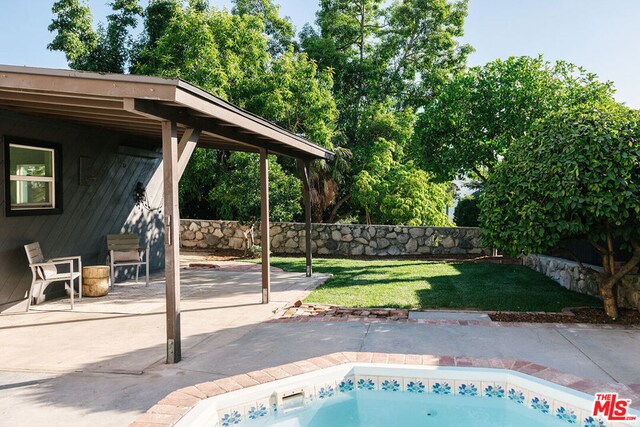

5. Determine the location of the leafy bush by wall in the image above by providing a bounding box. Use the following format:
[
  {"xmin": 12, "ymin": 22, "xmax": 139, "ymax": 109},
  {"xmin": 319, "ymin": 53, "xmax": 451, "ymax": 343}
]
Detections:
[{"xmin": 454, "ymin": 196, "xmax": 480, "ymax": 227}]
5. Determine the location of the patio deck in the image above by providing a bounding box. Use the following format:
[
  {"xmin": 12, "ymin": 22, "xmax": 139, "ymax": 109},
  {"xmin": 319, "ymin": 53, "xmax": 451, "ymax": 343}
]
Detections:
[{"xmin": 0, "ymin": 264, "xmax": 330, "ymax": 374}]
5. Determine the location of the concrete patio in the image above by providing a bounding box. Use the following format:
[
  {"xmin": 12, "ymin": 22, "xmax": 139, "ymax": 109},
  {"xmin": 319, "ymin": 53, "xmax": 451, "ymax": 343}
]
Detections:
[
  {"xmin": 0, "ymin": 261, "xmax": 329, "ymax": 374},
  {"xmin": 0, "ymin": 262, "xmax": 639, "ymax": 426}
]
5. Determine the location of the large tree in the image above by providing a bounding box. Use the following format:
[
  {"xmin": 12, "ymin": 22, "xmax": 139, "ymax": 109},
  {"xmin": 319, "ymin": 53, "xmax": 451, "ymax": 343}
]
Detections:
[
  {"xmin": 301, "ymin": 0, "xmax": 470, "ymax": 133},
  {"xmin": 480, "ymin": 101, "xmax": 640, "ymax": 319},
  {"xmin": 49, "ymin": 0, "xmax": 143, "ymax": 72},
  {"xmin": 299, "ymin": 0, "xmax": 470, "ymax": 223},
  {"xmin": 413, "ymin": 56, "xmax": 615, "ymax": 183}
]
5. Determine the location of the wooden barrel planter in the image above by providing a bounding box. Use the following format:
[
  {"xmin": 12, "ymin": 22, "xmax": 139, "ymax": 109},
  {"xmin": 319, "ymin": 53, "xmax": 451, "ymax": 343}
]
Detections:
[{"xmin": 83, "ymin": 265, "xmax": 110, "ymax": 297}]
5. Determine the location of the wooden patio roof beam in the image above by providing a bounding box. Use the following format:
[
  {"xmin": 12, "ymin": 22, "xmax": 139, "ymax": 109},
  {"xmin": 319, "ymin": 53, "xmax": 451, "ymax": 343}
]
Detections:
[
  {"xmin": 125, "ymin": 99, "xmax": 308, "ymax": 160},
  {"xmin": 175, "ymin": 88, "xmax": 332, "ymax": 160},
  {"xmin": 0, "ymin": 89, "xmax": 123, "ymax": 109},
  {"xmin": 0, "ymin": 102, "xmax": 149, "ymax": 121}
]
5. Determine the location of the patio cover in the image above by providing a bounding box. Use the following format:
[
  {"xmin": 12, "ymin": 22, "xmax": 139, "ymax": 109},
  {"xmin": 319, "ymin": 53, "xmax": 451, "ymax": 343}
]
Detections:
[
  {"xmin": 0, "ymin": 64, "xmax": 332, "ymax": 362},
  {"xmin": 0, "ymin": 65, "xmax": 333, "ymax": 160}
]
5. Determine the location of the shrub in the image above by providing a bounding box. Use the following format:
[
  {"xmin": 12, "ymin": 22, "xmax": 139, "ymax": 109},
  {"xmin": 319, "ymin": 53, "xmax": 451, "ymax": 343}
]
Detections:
[
  {"xmin": 480, "ymin": 102, "xmax": 640, "ymax": 319},
  {"xmin": 454, "ymin": 196, "xmax": 480, "ymax": 227}
]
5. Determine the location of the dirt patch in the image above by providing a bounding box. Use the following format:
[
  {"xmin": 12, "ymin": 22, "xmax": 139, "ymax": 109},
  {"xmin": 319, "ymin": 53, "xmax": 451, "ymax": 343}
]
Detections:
[
  {"xmin": 281, "ymin": 303, "xmax": 409, "ymax": 320},
  {"xmin": 183, "ymin": 249, "xmax": 257, "ymax": 261},
  {"xmin": 490, "ymin": 307, "xmax": 640, "ymax": 325},
  {"xmin": 284, "ymin": 303, "xmax": 640, "ymax": 326},
  {"xmin": 204, "ymin": 249, "xmax": 256, "ymax": 260}
]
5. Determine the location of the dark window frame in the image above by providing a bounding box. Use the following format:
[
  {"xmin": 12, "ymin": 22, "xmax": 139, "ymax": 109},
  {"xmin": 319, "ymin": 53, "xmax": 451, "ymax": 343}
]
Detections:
[{"xmin": 4, "ymin": 136, "xmax": 63, "ymax": 217}]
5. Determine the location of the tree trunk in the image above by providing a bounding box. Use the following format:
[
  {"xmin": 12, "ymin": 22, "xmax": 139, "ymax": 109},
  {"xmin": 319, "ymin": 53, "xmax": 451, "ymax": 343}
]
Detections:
[
  {"xmin": 598, "ymin": 276, "xmax": 619, "ymax": 320},
  {"xmin": 592, "ymin": 237, "xmax": 640, "ymax": 320},
  {"xmin": 328, "ymin": 195, "xmax": 350, "ymax": 223},
  {"xmin": 313, "ymin": 202, "xmax": 323, "ymax": 223}
]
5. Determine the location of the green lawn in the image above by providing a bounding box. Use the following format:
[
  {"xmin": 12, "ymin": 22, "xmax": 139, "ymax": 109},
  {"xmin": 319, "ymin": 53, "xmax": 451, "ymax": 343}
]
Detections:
[{"xmin": 260, "ymin": 257, "xmax": 601, "ymax": 312}]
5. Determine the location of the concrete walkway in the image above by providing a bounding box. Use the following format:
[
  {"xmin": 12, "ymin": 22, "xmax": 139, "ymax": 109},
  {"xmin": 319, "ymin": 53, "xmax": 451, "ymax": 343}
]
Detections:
[{"xmin": 1, "ymin": 267, "xmax": 639, "ymax": 426}]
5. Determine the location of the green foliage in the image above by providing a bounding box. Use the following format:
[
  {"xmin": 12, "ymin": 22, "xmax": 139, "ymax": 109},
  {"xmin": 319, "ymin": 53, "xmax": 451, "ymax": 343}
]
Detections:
[
  {"xmin": 352, "ymin": 138, "xmax": 452, "ymax": 226},
  {"xmin": 241, "ymin": 49, "xmax": 338, "ymax": 147},
  {"xmin": 454, "ymin": 195, "xmax": 480, "ymax": 227},
  {"xmin": 48, "ymin": 0, "xmax": 467, "ymax": 225},
  {"xmin": 381, "ymin": 0, "xmax": 473, "ymax": 102},
  {"xmin": 102, "ymin": 0, "xmax": 144, "ymax": 72},
  {"xmin": 348, "ymin": 101, "xmax": 451, "ymax": 226},
  {"xmin": 232, "ymin": 0, "xmax": 295, "ymax": 55},
  {"xmin": 208, "ymin": 152, "xmax": 302, "ymax": 222},
  {"xmin": 130, "ymin": 0, "xmax": 181, "ymax": 63},
  {"xmin": 480, "ymin": 102, "xmax": 640, "ymax": 257},
  {"xmin": 302, "ymin": 0, "xmax": 471, "ymax": 118},
  {"xmin": 353, "ymin": 102, "xmax": 415, "ymax": 160},
  {"xmin": 413, "ymin": 56, "xmax": 615, "ymax": 182},
  {"xmin": 178, "ymin": 148, "xmax": 224, "ymax": 219},
  {"xmin": 48, "ymin": 0, "xmax": 100, "ymax": 69},
  {"xmin": 299, "ymin": 0, "xmax": 469, "ymax": 222},
  {"xmin": 133, "ymin": 4, "xmax": 269, "ymax": 100},
  {"xmin": 49, "ymin": 0, "xmax": 142, "ymax": 72}
]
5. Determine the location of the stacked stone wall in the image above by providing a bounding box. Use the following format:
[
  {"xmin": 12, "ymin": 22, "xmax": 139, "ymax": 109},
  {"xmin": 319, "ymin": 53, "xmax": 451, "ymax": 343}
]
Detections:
[
  {"xmin": 524, "ymin": 254, "xmax": 640, "ymax": 311},
  {"xmin": 180, "ymin": 219, "xmax": 492, "ymax": 257}
]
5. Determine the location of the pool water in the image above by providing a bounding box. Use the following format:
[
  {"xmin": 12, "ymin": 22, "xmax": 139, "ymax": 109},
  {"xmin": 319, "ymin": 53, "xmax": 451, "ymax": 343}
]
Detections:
[{"xmin": 244, "ymin": 391, "xmax": 569, "ymax": 426}]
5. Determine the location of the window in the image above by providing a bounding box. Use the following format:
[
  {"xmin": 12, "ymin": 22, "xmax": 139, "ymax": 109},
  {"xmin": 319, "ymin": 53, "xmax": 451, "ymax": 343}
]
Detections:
[{"xmin": 4, "ymin": 138, "xmax": 62, "ymax": 216}]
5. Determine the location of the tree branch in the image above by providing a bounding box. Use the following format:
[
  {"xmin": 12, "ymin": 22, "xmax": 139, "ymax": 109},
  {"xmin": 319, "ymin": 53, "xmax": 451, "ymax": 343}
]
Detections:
[
  {"xmin": 607, "ymin": 245, "xmax": 640, "ymax": 286},
  {"xmin": 471, "ymin": 166, "xmax": 487, "ymax": 182},
  {"xmin": 588, "ymin": 239, "xmax": 607, "ymax": 255}
]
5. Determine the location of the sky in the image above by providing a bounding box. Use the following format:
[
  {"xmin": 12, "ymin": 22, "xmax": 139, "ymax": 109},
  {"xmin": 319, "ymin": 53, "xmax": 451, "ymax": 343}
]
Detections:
[{"xmin": 0, "ymin": 0, "xmax": 638, "ymax": 108}]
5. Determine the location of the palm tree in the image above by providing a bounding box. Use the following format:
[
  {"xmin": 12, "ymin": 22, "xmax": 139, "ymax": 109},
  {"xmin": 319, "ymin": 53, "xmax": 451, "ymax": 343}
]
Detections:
[{"xmin": 308, "ymin": 146, "xmax": 351, "ymax": 223}]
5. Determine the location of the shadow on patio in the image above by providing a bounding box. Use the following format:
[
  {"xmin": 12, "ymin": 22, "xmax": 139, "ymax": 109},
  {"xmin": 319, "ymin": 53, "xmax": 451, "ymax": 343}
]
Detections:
[
  {"xmin": 0, "ymin": 319, "xmax": 363, "ymax": 427},
  {"xmin": 0, "ymin": 267, "xmax": 330, "ymax": 374}
]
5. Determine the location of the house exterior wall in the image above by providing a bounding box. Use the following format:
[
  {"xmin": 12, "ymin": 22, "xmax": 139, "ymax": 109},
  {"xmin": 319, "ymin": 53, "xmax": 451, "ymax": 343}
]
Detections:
[{"xmin": 0, "ymin": 109, "xmax": 165, "ymax": 313}]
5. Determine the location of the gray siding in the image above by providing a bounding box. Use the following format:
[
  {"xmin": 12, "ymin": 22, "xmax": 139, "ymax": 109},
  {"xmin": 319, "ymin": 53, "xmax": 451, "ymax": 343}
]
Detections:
[{"xmin": 0, "ymin": 109, "xmax": 165, "ymax": 312}]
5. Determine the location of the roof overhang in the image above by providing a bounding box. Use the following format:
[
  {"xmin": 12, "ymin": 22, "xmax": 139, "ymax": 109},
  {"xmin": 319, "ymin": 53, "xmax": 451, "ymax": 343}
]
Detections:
[{"xmin": 0, "ymin": 65, "xmax": 334, "ymax": 161}]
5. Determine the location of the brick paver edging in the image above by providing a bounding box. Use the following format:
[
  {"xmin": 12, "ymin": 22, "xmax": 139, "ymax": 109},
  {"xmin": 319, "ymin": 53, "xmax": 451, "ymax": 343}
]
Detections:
[
  {"xmin": 268, "ymin": 316, "xmax": 640, "ymax": 330},
  {"xmin": 130, "ymin": 352, "xmax": 640, "ymax": 426}
]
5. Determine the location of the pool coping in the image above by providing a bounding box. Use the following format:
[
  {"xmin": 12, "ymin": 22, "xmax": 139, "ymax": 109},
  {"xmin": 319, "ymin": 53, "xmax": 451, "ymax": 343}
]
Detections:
[{"xmin": 130, "ymin": 352, "xmax": 640, "ymax": 426}]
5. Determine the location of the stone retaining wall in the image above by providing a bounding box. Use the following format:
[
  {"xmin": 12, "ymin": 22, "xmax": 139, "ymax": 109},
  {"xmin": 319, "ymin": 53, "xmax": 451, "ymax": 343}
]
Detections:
[
  {"xmin": 524, "ymin": 254, "xmax": 640, "ymax": 311},
  {"xmin": 180, "ymin": 219, "xmax": 491, "ymax": 257}
]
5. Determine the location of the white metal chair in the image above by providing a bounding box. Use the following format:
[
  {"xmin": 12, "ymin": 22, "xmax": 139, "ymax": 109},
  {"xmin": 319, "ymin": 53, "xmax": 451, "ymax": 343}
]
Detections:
[
  {"xmin": 107, "ymin": 234, "xmax": 150, "ymax": 286},
  {"xmin": 24, "ymin": 242, "xmax": 82, "ymax": 311}
]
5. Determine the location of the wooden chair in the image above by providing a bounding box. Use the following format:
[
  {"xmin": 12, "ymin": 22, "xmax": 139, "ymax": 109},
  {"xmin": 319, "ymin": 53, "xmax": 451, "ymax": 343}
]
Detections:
[
  {"xmin": 107, "ymin": 234, "xmax": 150, "ymax": 286},
  {"xmin": 24, "ymin": 242, "xmax": 82, "ymax": 311}
]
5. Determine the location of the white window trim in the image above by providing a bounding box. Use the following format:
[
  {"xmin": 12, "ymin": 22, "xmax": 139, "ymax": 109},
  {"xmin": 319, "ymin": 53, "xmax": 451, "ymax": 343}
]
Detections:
[{"xmin": 8, "ymin": 143, "xmax": 56, "ymax": 210}]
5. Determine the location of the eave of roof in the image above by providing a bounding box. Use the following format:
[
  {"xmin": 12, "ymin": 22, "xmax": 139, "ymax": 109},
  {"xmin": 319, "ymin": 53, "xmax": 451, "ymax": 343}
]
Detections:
[{"xmin": 0, "ymin": 64, "xmax": 334, "ymax": 161}]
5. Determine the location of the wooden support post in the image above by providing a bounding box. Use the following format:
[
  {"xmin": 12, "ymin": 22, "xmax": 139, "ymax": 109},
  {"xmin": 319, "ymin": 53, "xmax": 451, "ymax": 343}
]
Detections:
[
  {"xmin": 297, "ymin": 159, "xmax": 313, "ymax": 277},
  {"xmin": 177, "ymin": 128, "xmax": 200, "ymax": 180},
  {"xmin": 260, "ymin": 149, "xmax": 270, "ymax": 304},
  {"xmin": 162, "ymin": 120, "xmax": 181, "ymax": 364}
]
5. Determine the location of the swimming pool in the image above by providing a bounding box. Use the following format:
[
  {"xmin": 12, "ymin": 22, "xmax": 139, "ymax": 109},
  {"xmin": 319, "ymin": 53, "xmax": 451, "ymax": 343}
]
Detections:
[
  {"xmin": 229, "ymin": 390, "xmax": 572, "ymax": 426},
  {"xmin": 171, "ymin": 358, "xmax": 639, "ymax": 427}
]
